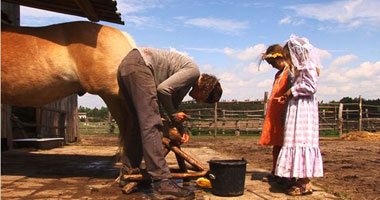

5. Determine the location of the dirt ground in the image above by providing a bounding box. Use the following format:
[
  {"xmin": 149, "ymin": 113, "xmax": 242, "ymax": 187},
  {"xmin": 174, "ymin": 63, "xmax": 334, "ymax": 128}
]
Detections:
[
  {"xmin": 184, "ymin": 132, "xmax": 380, "ymax": 200},
  {"xmin": 2, "ymin": 132, "xmax": 380, "ymax": 200}
]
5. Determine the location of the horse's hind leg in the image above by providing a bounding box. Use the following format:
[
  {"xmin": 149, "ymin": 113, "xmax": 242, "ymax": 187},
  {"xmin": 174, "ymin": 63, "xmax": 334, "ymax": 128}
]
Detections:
[
  {"xmin": 101, "ymin": 96, "xmax": 130, "ymax": 150},
  {"xmin": 101, "ymin": 96, "xmax": 143, "ymax": 182}
]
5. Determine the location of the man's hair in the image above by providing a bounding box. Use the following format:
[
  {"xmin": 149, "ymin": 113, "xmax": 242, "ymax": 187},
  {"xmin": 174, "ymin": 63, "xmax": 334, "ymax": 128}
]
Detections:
[{"xmin": 199, "ymin": 73, "xmax": 222, "ymax": 103}]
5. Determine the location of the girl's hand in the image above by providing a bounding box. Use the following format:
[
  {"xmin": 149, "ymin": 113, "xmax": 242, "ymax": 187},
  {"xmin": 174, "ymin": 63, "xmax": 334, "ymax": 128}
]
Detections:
[{"xmin": 277, "ymin": 89, "xmax": 293, "ymax": 104}]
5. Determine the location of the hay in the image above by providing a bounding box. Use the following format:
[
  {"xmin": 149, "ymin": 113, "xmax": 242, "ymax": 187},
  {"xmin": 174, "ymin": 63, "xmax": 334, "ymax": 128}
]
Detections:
[{"xmin": 341, "ymin": 131, "xmax": 380, "ymax": 141}]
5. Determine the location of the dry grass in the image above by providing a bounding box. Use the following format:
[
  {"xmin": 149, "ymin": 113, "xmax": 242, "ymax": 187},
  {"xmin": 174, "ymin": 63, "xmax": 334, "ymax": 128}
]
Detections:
[{"xmin": 341, "ymin": 131, "xmax": 380, "ymax": 141}]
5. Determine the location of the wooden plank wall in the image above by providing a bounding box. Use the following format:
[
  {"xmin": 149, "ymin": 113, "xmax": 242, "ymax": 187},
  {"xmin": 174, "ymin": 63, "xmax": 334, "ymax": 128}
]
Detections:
[
  {"xmin": 1, "ymin": 2, "xmax": 20, "ymax": 150},
  {"xmin": 41, "ymin": 94, "xmax": 79, "ymax": 143}
]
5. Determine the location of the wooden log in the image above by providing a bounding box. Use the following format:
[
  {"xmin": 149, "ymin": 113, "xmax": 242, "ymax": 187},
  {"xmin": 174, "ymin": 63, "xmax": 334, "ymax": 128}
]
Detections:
[
  {"xmin": 162, "ymin": 138, "xmax": 205, "ymax": 171},
  {"xmin": 338, "ymin": 103, "xmax": 343, "ymax": 136},
  {"xmin": 162, "ymin": 147, "xmax": 170, "ymax": 157},
  {"xmin": 123, "ymin": 171, "xmax": 208, "ymax": 181},
  {"xmin": 359, "ymin": 95, "xmax": 362, "ymax": 131},
  {"xmin": 214, "ymin": 102, "xmax": 218, "ymax": 137}
]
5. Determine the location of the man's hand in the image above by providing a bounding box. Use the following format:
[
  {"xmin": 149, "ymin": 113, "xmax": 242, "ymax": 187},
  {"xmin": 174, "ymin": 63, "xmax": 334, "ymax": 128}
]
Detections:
[
  {"xmin": 181, "ymin": 132, "xmax": 190, "ymax": 143},
  {"xmin": 174, "ymin": 112, "xmax": 190, "ymax": 123}
]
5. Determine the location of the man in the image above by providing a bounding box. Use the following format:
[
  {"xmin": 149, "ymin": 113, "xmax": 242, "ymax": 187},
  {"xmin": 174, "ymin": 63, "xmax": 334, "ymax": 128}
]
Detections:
[{"xmin": 117, "ymin": 47, "xmax": 222, "ymax": 200}]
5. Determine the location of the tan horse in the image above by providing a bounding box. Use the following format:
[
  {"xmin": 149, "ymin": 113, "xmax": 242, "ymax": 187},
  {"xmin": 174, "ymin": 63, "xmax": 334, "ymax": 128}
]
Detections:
[{"xmin": 1, "ymin": 21, "xmax": 136, "ymax": 145}]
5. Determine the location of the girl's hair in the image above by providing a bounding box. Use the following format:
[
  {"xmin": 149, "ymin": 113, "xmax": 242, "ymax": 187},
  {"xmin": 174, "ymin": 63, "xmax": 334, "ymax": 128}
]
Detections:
[
  {"xmin": 282, "ymin": 43, "xmax": 292, "ymax": 66},
  {"xmin": 264, "ymin": 44, "xmax": 285, "ymax": 67}
]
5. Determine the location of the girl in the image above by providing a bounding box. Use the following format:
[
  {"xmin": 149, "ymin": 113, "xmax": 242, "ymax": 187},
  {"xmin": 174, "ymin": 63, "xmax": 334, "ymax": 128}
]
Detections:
[
  {"xmin": 275, "ymin": 35, "xmax": 323, "ymax": 195},
  {"xmin": 259, "ymin": 44, "xmax": 292, "ymax": 183}
]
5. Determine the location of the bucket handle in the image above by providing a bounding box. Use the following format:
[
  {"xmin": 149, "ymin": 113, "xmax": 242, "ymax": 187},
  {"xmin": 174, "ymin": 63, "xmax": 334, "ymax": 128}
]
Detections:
[{"xmin": 208, "ymin": 173, "xmax": 216, "ymax": 180}]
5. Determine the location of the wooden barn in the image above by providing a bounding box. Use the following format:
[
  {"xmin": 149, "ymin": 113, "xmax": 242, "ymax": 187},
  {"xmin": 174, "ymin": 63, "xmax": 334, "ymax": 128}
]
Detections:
[{"xmin": 1, "ymin": 0, "xmax": 124, "ymax": 150}]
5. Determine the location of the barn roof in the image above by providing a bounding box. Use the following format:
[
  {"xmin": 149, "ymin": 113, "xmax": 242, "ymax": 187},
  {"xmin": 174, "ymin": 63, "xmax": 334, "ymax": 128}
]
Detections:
[{"xmin": 2, "ymin": 0, "xmax": 124, "ymax": 25}]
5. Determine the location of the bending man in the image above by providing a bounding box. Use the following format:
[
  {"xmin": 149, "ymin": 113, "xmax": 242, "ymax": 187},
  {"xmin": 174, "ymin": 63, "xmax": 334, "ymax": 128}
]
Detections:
[{"xmin": 117, "ymin": 47, "xmax": 222, "ymax": 200}]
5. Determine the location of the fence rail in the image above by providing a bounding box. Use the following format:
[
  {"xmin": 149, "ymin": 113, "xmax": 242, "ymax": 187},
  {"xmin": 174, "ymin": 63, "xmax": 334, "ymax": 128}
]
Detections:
[
  {"xmin": 78, "ymin": 96, "xmax": 380, "ymax": 136},
  {"xmin": 184, "ymin": 96, "xmax": 380, "ymax": 136}
]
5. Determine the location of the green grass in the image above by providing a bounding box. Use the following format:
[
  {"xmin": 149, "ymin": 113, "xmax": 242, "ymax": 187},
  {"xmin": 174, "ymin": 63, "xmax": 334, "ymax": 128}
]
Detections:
[
  {"xmin": 79, "ymin": 122, "xmax": 119, "ymax": 135},
  {"xmin": 79, "ymin": 122, "xmax": 342, "ymax": 139}
]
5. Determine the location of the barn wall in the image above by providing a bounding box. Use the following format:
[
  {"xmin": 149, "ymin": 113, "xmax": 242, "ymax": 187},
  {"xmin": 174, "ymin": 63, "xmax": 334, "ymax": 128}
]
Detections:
[
  {"xmin": 41, "ymin": 94, "xmax": 79, "ymax": 143},
  {"xmin": 1, "ymin": 2, "xmax": 20, "ymax": 25},
  {"xmin": 2, "ymin": 2, "xmax": 79, "ymax": 146},
  {"xmin": 1, "ymin": 2, "xmax": 20, "ymax": 150}
]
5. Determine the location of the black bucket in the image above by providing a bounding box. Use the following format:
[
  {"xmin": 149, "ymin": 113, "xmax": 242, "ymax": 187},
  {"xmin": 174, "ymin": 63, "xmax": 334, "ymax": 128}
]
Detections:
[{"xmin": 208, "ymin": 158, "xmax": 247, "ymax": 196}]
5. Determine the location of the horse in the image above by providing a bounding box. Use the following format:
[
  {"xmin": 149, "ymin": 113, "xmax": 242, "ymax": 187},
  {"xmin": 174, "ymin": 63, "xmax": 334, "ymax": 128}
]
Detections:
[{"xmin": 1, "ymin": 21, "xmax": 136, "ymax": 150}]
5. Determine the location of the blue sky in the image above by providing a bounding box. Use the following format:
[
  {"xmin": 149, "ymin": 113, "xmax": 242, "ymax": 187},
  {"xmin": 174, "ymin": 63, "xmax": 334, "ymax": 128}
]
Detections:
[{"xmin": 19, "ymin": 0, "xmax": 380, "ymax": 108}]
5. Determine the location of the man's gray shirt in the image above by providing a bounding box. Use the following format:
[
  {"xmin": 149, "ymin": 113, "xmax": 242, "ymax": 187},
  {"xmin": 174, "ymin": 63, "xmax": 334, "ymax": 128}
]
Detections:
[{"xmin": 136, "ymin": 47, "xmax": 200, "ymax": 132}]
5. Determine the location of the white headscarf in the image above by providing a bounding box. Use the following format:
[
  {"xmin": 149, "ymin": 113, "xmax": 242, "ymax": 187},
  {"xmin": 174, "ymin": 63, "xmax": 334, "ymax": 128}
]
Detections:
[{"xmin": 285, "ymin": 34, "xmax": 322, "ymax": 71}]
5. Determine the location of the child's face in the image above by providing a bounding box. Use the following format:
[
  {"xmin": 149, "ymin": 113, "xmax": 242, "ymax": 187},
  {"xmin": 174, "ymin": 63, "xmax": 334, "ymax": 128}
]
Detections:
[{"xmin": 268, "ymin": 59, "xmax": 286, "ymax": 71}]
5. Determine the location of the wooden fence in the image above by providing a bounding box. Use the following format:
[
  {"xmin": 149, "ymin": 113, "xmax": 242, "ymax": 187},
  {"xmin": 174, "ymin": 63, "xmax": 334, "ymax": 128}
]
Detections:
[{"xmin": 184, "ymin": 97, "xmax": 380, "ymax": 136}]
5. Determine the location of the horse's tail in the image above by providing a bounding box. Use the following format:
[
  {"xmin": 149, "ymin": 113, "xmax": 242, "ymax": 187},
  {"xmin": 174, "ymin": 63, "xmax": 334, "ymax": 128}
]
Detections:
[{"xmin": 121, "ymin": 31, "xmax": 137, "ymax": 48}]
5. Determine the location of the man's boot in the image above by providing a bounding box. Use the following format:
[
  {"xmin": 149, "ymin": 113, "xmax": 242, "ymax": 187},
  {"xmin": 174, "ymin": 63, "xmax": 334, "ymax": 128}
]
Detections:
[{"xmin": 152, "ymin": 179, "xmax": 194, "ymax": 200}]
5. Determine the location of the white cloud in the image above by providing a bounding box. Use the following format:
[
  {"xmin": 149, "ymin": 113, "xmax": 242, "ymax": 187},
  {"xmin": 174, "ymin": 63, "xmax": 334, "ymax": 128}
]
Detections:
[
  {"xmin": 345, "ymin": 61, "xmax": 380, "ymax": 78},
  {"xmin": 169, "ymin": 47, "xmax": 193, "ymax": 60},
  {"xmin": 185, "ymin": 47, "xmax": 224, "ymax": 53},
  {"xmin": 257, "ymin": 79, "xmax": 273, "ymax": 88},
  {"xmin": 319, "ymin": 60, "xmax": 380, "ymax": 101},
  {"xmin": 123, "ymin": 15, "xmax": 152, "ymax": 26},
  {"xmin": 315, "ymin": 48, "xmax": 332, "ymax": 60},
  {"xmin": 324, "ymin": 72, "xmax": 349, "ymax": 83},
  {"xmin": 244, "ymin": 62, "xmax": 273, "ymax": 74},
  {"xmin": 330, "ymin": 54, "xmax": 358, "ymax": 68},
  {"xmin": 318, "ymin": 86, "xmax": 338, "ymax": 95},
  {"xmin": 286, "ymin": 0, "xmax": 380, "ymax": 29},
  {"xmin": 20, "ymin": 6, "xmax": 83, "ymax": 26},
  {"xmin": 223, "ymin": 44, "xmax": 266, "ymax": 61},
  {"xmin": 199, "ymin": 64, "xmax": 215, "ymax": 73},
  {"xmin": 183, "ymin": 17, "xmax": 249, "ymax": 35},
  {"xmin": 279, "ymin": 16, "xmax": 305, "ymax": 26},
  {"xmin": 78, "ymin": 94, "xmax": 106, "ymax": 109},
  {"xmin": 117, "ymin": 0, "xmax": 166, "ymax": 14},
  {"xmin": 279, "ymin": 17, "xmax": 291, "ymax": 24}
]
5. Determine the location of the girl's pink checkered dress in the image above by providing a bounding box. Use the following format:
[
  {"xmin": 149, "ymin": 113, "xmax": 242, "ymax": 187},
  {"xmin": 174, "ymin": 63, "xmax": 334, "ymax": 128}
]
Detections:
[{"xmin": 275, "ymin": 65, "xmax": 323, "ymax": 178}]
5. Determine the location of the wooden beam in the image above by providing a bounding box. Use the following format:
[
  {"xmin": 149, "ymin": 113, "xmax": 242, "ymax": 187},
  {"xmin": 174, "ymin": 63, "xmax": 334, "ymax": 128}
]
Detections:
[
  {"xmin": 74, "ymin": 0, "xmax": 99, "ymax": 22},
  {"xmin": 123, "ymin": 171, "xmax": 208, "ymax": 181}
]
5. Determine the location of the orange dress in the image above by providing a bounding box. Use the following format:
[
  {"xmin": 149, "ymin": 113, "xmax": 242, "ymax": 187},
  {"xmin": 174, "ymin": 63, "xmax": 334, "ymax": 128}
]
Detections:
[{"xmin": 259, "ymin": 67, "xmax": 291, "ymax": 146}]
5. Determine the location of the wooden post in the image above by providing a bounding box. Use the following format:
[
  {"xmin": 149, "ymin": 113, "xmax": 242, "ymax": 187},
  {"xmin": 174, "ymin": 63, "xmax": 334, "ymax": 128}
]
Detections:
[
  {"xmin": 36, "ymin": 108, "xmax": 43, "ymax": 138},
  {"xmin": 214, "ymin": 103, "xmax": 218, "ymax": 137},
  {"xmin": 6, "ymin": 106, "xmax": 13, "ymax": 150},
  {"xmin": 58, "ymin": 113, "xmax": 66, "ymax": 144},
  {"xmin": 338, "ymin": 103, "xmax": 343, "ymax": 136},
  {"xmin": 245, "ymin": 120, "xmax": 249, "ymax": 134},
  {"xmin": 235, "ymin": 120, "xmax": 240, "ymax": 136},
  {"xmin": 263, "ymin": 91, "xmax": 268, "ymax": 117},
  {"xmin": 222, "ymin": 110, "xmax": 226, "ymax": 134},
  {"xmin": 359, "ymin": 95, "xmax": 362, "ymax": 131},
  {"xmin": 198, "ymin": 110, "xmax": 201, "ymax": 135},
  {"xmin": 365, "ymin": 108, "xmax": 369, "ymax": 131},
  {"xmin": 208, "ymin": 122, "xmax": 213, "ymax": 135}
]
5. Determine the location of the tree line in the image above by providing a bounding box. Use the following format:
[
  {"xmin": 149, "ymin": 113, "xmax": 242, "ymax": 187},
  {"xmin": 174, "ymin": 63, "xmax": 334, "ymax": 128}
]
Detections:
[
  {"xmin": 78, "ymin": 97, "xmax": 380, "ymax": 122},
  {"xmin": 78, "ymin": 106, "xmax": 109, "ymax": 122}
]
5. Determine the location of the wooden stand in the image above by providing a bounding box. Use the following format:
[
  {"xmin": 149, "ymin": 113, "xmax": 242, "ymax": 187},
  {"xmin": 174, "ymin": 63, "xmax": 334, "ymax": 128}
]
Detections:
[
  {"xmin": 122, "ymin": 137, "xmax": 207, "ymax": 181},
  {"xmin": 118, "ymin": 120, "xmax": 208, "ymax": 194}
]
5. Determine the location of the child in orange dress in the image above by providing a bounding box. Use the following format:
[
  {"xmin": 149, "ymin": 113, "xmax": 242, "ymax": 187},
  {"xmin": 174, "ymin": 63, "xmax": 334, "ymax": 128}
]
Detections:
[{"xmin": 259, "ymin": 44, "xmax": 292, "ymax": 182}]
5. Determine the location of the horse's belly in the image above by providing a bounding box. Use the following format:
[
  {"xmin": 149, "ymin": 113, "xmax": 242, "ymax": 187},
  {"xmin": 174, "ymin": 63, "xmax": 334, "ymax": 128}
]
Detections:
[
  {"xmin": 2, "ymin": 78, "xmax": 81, "ymax": 106},
  {"xmin": 1, "ymin": 57, "xmax": 80, "ymax": 106}
]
